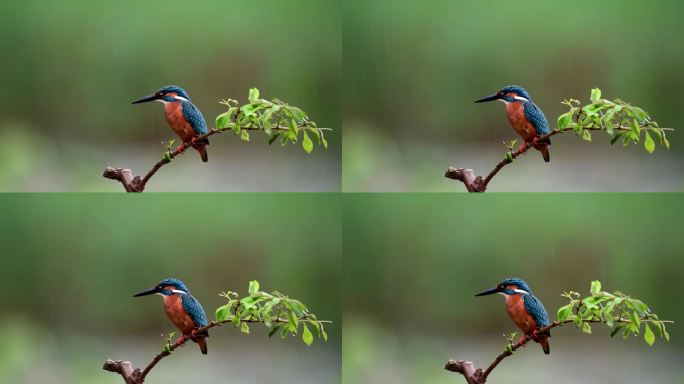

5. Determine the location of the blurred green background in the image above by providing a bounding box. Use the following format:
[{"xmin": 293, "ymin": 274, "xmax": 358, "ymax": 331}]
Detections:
[
  {"xmin": 343, "ymin": 194, "xmax": 683, "ymax": 383},
  {"xmin": 0, "ymin": 0, "xmax": 340, "ymax": 191},
  {"xmin": 343, "ymin": 0, "xmax": 684, "ymax": 191},
  {"xmin": 0, "ymin": 194, "xmax": 341, "ymax": 383}
]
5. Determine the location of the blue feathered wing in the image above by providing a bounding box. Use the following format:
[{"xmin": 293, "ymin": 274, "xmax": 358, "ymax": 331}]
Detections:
[
  {"xmin": 181, "ymin": 293, "xmax": 209, "ymax": 336},
  {"xmin": 523, "ymin": 101, "xmax": 550, "ymax": 137},
  {"xmin": 523, "ymin": 294, "xmax": 550, "ymax": 335},
  {"xmin": 180, "ymin": 100, "xmax": 209, "ymax": 139}
]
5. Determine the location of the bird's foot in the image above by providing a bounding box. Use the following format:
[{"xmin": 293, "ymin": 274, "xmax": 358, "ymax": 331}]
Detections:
[
  {"xmin": 517, "ymin": 335, "xmax": 527, "ymax": 346},
  {"xmin": 532, "ymin": 137, "xmax": 541, "ymax": 146},
  {"xmin": 191, "ymin": 329, "xmax": 198, "ymax": 338},
  {"xmin": 191, "ymin": 137, "xmax": 197, "ymax": 144},
  {"xmin": 176, "ymin": 144, "xmax": 185, "ymax": 153},
  {"xmin": 175, "ymin": 335, "xmax": 185, "ymax": 346},
  {"xmin": 517, "ymin": 143, "xmax": 527, "ymax": 153}
]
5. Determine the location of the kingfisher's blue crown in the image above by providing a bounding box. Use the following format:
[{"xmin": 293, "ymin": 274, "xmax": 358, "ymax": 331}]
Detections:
[
  {"xmin": 500, "ymin": 277, "xmax": 532, "ymax": 293},
  {"xmin": 158, "ymin": 85, "xmax": 191, "ymax": 100},
  {"xmin": 158, "ymin": 278, "xmax": 190, "ymax": 293},
  {"xmin": 500, "ymin": 85, "xmax": 531, "ymax": 101}
]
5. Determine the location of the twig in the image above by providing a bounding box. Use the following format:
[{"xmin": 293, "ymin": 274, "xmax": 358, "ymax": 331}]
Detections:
[
  {"xmin": 103, "ymin": 316, "xmax": 331, "ymax": 383},
  {"xmin": 103, "ymin": 124, "xmax": 316, "ymax": 192},
  {"xmin": 444, "ymin": 318, "xmax": 631, "ymax": 383},
  {"xmin": 445, "ymin": 126, "xmax": 653, "ymax": 192}
]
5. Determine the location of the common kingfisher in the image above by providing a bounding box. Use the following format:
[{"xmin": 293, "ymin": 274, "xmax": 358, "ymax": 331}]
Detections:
[
  {"xmin": 476, "ymin": 278, "xmax": 551, "ymax": 354},
  {"xmin": 134, "ymin": 278, "xmax": 209, "ymax": 354},
  {"xmin": 475, "ymin": 85, "xmax": 551, "ymax": 162},
  {"xmin": 132, "ymin": 85, "xmax": 209, "ymax": 162}
]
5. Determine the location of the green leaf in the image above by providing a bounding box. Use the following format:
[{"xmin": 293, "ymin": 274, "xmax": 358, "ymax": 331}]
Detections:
[
  {"xmin": 662, "ymin": 324, "xmax": 670, "ymax": 341},
  {"xmin": 290, "ymin": 107, "xmax": 308, "ymax": 123},
  {"xmin": 590, "ymin": 280, "xmax": 601, "ymax": 295},
  {"xmin": 629, "ymin": 118, "xmax": 641, "ymax": 136},
  {"xmin": 248, "ymin": 88, "xmax": 260, "ymax": 104},
  {"xmin": 582, "ymin": 322, "xmax": 592, "ymax": 334},
  {"xmin": 216, "ymin": 111, "xmax": 231, "ymax": 130},
  {"xmin": 590, "ymin": 88, "xmax": 601, "ymax": 103},
  {"xmin": 241, "ymin": 130, "xmax": 250, "ymax": 141},
  {"xmin": 268, "ymin": 133, "xmax": 281, "ymax": 145},
  {"xmin": 321, "ymin": 325, "xmax": 328, "ymax": 341},
  {"xmin": 240, "ymin": 322, "xmax": 250, "ymax": 334},
  {"xmin": 610, "ymin": 133, "xmax": 623, "ymax": 146},
  {"xmin": 557, "ymin": 304, "xmax": 573, "ymax": 322},
  {"xmin": 268, "ymin": 325, "xmax": 281, "ymax": 338},
  {"xmin": 248, "ymin": 280, "xmax": 260, "ymax": 295},
  {"xmin": 644, "ymin": 323, "xmax": 655, "ymax": 346},
  {"xmin": 288, "ymin": 117, "xmax": 299, "ymax": 136},
  {"xmin": 215, "ymin": 304, "xmax": 232, "ymax": 322},
  {"xmin": 302, "ymin": 130, "xmax": 314, "ymax": 154},
  {"xmin": 302, "ymin": 323, "xmax": 313, "ymax": 346},
  {"xmin": 582, "ymin": 129, "xmax": 592, "ymax": 142},
  {"xmin": 610, "ymin": 326, "xmax": 623, "ymax": 338},
  {"xmin": 557, "ymin": 110, "xmax": 574, "ymax": 130},
  {"xmin": 643, "ymin": 130, "xmax": 655, "ymax": 154},
  {"xmin": 287, "ymin": 309, "xmax": 299, "ymax": 328}
]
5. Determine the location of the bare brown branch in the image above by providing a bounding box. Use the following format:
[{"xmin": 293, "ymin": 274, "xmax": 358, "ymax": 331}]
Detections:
[
  {"xmin": 103, "ymin": 316, "xmax": 330, "ymax": 383},
  {"xmin": 445, "ymin": 126, "xmax": 636, "ymax": 192},
  {"xmin": 444, "ymin": 319, "xmax": 633, "ymax": 383},
  {"xmin": 103, "ymin": 124, "xmax": 297, "ymax": 192}
]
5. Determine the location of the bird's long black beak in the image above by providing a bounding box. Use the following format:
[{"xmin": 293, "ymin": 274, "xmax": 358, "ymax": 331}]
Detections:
[
  {"xmin": 474, "ymin": 93, "xmax": 501, "ymax": 103},
  {"xmin": 475, "ymin": 286, "xmax": 502, "ymax": 297},
  {"xmin": 131, "ymin": 93, "xmax": 159, "ymax": 104},
  {"xmin": 133, "ymin": 286, "xmax": 160, "ymax": 297}
]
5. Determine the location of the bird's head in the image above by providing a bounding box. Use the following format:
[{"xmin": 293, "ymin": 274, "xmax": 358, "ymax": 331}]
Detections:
[
  {"xmin": 475, "ymin": 277, "xmax": 532, "ymax": 297},
  {"xmin": 132, "ymin": 85, "xmax": 191, "ymax": 105},
  {"xmin": 475, "ymin": 85, "xmax": 531, "ymax": 104},
  {"xmin": 133, "ymin": 278, "xmax": 190, "ymax": 297}
]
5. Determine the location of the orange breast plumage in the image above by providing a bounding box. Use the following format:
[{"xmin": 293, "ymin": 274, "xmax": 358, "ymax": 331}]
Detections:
[
  {"xmin": 163, "ymin": 294, "xmax": 196, "ymax": 335},
  {"xmin": 164, "ymin": 101, "xmax": 196, "ymax": 142},
  {"xmin": 506, "ymin": 102, "xmax": 537, "ymax": 142},
  {"xmin": 505, "ymin": 293, "xmax": 536, "ymax": 335}
]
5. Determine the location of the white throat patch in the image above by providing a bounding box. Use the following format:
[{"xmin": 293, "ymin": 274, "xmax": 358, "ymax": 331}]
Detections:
[
  {"xmin": 513, "ymin": 289, "xmax": 530, "ymax": 295},
  {"xmin": 171, "ymin": 289, "xmax": 187, "ymax": 295},
  {"xmin": 174, "ymin": 96, "xmax": 189, "ymax": 102}
]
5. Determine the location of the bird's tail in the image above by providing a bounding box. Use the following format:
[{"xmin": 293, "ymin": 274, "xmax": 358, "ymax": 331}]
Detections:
[
  {"xmin": 538, "ymin": 336, "xmax": 550, "ymax": 355},
  {"xmin": 194, "ymin": 144, "xmax": 209, "ymax": 163},
  {"xmin": 534, "ymin": 137, "xmax": 551, "ymax": 163},
  {"xmin": 538, "ymin": 145, "xmax": 550, "ymax": 163},
  {"xmin": 195, "ymin": 336, "xmax": 208, "ymax": 355}
]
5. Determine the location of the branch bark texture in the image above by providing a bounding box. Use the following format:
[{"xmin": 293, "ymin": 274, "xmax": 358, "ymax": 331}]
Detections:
[
  {"xmin": 103, "ymin": 125, "xmax": 295, "ymax": 192},
  {"xmin": 103, "ymin": 316, "xmax": 327, "ymax": 383},
  {"xmin": 445, "ymin": 127, "xmax": 634, "ymax": 192},
  {"xmin": 444, "ymin": 319, "xmax": 630, "ymax": 383}
]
